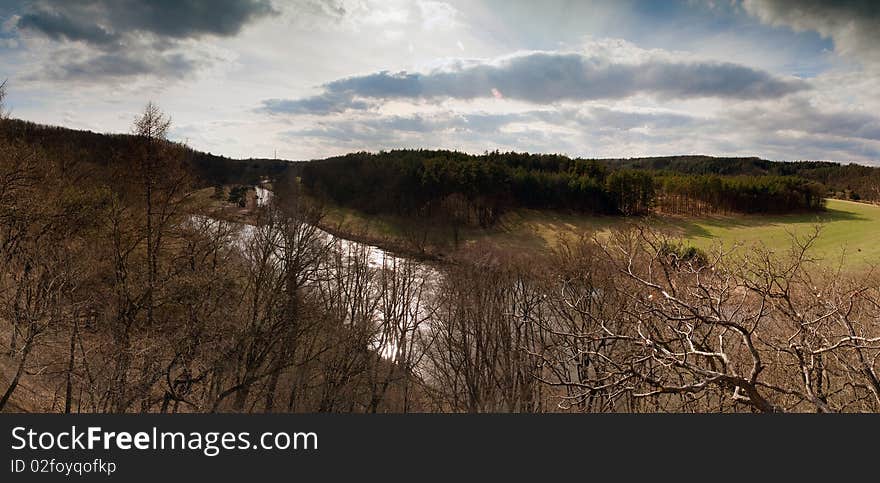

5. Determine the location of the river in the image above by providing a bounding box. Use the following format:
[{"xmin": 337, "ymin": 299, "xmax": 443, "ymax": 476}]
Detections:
[{"xmin": 197, "ymin": 185, "xmax": 439, "ymax": 361}]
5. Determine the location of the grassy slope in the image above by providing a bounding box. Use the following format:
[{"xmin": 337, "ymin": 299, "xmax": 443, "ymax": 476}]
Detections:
[
  {"xmin": 319, "ymin": 198, "xmax": 880, "ymax": 270},
  {"xmin": 668, "ymin": 199, "xmax": 880, "ymax": 270}
]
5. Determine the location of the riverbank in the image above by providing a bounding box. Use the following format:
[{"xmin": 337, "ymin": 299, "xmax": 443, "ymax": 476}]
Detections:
[
  {"xmin": 315, "ymin": 197, "xmax": 880, "ymax": 271},
  {"xmin": 197, "ymin": 184, "xmax": 880, "ymax": 272}
]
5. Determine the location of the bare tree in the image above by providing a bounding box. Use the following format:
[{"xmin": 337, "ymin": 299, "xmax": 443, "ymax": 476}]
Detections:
[
  {"xmin": 364, "ymin": 255, "xmax": 433, "ymax": 412},
  {"xmin": 132, "ymin": 102, "xmax": 175, "ymax": 328},
  {"xmin": 0, "ymin": 79, "xmax": 8, "ymax": 119},
  {"xmin": 87, "ymin": 102, "xmax": 198, "ymax": 412},
  {"xmin": 530, "ymin": 226, "xmax": 880, "ymax": 413},
  {"xmin": 424, "ymin": 247, "xmax": 545, "ymax": 412},
  {"xmin": 0, "ymin": 142, "xmax": 102, "ymax": 411},
  {"xmin": 262, "ymin": 184, "xmax": 331, "ymax": 412}
]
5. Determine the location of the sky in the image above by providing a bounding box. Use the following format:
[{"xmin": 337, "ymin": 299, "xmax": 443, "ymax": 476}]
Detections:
[{"xmin": 1, "ymin": 0, "xmax": 879, "ymax": 164}]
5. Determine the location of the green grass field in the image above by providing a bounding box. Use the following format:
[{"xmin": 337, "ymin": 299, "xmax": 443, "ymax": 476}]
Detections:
[
  {"xmin": 662, "ymin": 199, "xmax": 880, "ymax": 270},
  {"xmin": 318, "ymin": 198, "xmax": 880, "ymax": 270}
]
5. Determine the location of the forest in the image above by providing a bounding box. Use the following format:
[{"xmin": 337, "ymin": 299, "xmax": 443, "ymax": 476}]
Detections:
[
  {"xmin": 1, "ymin": 90, "xmax": 879, "ymax": 413},
  {"xmin": 617, "ymin": 155, "xmax": 880, "ymax": 202},
  {"xmin": 300, "ymin": 150, "xmax": 828, "ymax": 227},
  {"xmin": 0, "ymin": 117, "xmax": 290, "ymax": 188}
]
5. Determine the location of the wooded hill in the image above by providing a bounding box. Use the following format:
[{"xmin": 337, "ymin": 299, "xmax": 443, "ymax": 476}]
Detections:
[
  {"xmin": 300, "ymin": 150, "xmax": 849, "ymax": 227},
  {"xmin": 616, "ymin": 155, "xmax": 880, "ymax": 201},
  {"xmin": 0, "ymin": 107, "xmax": 427, "ymax": 413},
  {"xmin": 0, "ymin": 118, "xmax": 291, "ymax": 188}
]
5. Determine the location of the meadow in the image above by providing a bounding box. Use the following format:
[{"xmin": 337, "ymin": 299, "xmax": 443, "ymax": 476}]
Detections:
[
  {"xmin": 320, "ymin": 198, "xmax": 880, "ymax": 271},
  {"xmin": 665, "ymin": 199, "xmax": 880, "ymax": 269}
]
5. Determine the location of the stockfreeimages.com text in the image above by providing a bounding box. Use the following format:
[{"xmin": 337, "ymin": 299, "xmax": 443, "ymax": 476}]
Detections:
[{"xmin": 11, "ymin": 426, "xmax": 317, "ymax": 457}]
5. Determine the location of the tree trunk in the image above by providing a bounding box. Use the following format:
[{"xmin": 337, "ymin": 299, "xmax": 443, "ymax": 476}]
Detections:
[
  {"xmin": 0, "ymin": 337, "xmax": 33, "ymax": 411},
  {"xmin": 64, "ymin": 317, "xmax": 78, "ymax": 414}
]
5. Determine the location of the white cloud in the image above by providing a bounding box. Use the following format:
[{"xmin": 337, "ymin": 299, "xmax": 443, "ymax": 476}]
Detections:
[
  {"xmin": 418, "ymin": 0, "xmax": 460, "ymax": 30},
  {"xmin": 262, "ymin": 43, "xmax": 808, "ymax": 117}
]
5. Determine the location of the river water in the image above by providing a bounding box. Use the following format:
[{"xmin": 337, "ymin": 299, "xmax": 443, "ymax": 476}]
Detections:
[{"xmin": 197, "ymin": 185, "xmax": 438, "ymax": 361}]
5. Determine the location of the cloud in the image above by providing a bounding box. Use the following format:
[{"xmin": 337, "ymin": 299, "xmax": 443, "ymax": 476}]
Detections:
[
  {"xmin": 585, "ymin": 106, "xmax": 697, "ymax": 131},
  {"xmin": 417, "ymin": 0, "xmax": 460, "ymax": 30},
  {"xmin": 41, "ymin": 47, "xmax": 203, "ymax": 81},
  {"xmin": 262, "ymin": 49, "xmax": 809, "ymax": 114},
  {"xmin": 17, "ymin": 7, "xmax": 118, "ymax": 45},
  {"xmin": 11, "ymin": 0, "xmax": 277, "ymax": 80},
  {"xmin": 284, "ymin": 110, "xmax": 580, "ymax": 155},
  {"xmin": 280, "ymin": 0, "xmax": 462, "ymax": 34},
  {"xmin": 727, "ymin": 97, "xmax": 880, "ymax": 142},
  {"xmin": 742, "ymin": 0, "xmax": 880, "ymax": 65},
  {"xmin": 16, "ymin": 0, "xmax": 276, "ymax": 44},
  {"xmin": 283, "ymin": 106, "xmax": 702, "ymax": 152},
  {"xmin": 261, "ymin": 92, "xmax": 372, "ymax": 115},
  {"xmin": 288, "ymin": 0, "xmax": 347, "ymax": 24},
  {"xmin": 278, "ymin": 96, "xmax": 880, "ymax": 163}
]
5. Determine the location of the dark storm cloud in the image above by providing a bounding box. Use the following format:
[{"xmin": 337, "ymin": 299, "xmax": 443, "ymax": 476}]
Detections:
[
  {"xmin": 743, "ymin": 0, "xmax": 880, "ymax": 63},
  {"xmin": 17, "ymin": 7, "xmax": 118, "ymax": 45},
  {"xmin": 11, "ymin": 0, "xmax": 276, "ymax": 80},
  {"xmin": 16, "ymin": 0, "xmax": 276, "ymax": 44},
  {"xmin": 262, "ymin": 51, "xmax": 809, "ymax": 114}
]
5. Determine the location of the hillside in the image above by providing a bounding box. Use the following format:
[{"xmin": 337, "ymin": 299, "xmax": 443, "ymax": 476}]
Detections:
[
  {"xmin": 0, "ymin": 112, "xmax": 421, "ymax": 413},
  {"xmin": 0, "ymin": 118, "xmax": 293, "ymax": 187},
  {"xmin": 301, "ymin": 150, "xmax": 830, "ymax": 238},
  {"xmin": 301, "ymin": 151, "xmax": 880, "ymax": 218}
]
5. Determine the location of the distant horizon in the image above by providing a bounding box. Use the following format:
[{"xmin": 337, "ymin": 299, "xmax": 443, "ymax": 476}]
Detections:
[{"xmin": 6, "ymin": 114, "xmax": 878, "ymax": 168}]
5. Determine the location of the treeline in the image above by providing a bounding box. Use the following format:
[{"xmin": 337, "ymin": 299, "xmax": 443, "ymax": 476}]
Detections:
[
  {"xmin": 657, "ymin": 174, "xmax": 825, "ymax": 214},
  {"xmin": 301, "ymin": 150, "xmax": 826, "ymax": 225},
  {"xmin": 0, "ymin": 118, "xmax": 291, "ymax": 188},
  {"xmin": 616, "ymin": 155, "xmax": 880, "ymax": 202},
  {"xmin": 5, "ymin": 114, "xmax": 873, "ymax": 214},
  {"xmin": 301, "ymin": 149, "xmax": 655, "ymax": 224}
]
